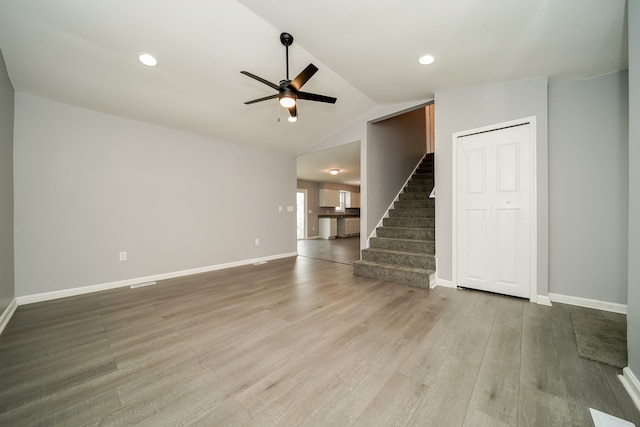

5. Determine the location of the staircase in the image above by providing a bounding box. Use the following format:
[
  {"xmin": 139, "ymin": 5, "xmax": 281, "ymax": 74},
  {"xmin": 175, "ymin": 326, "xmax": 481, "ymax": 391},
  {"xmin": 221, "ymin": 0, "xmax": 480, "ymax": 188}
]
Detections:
[{"xmin": 353, "ymin": 153, "xmax": 435, "ymax": 288}]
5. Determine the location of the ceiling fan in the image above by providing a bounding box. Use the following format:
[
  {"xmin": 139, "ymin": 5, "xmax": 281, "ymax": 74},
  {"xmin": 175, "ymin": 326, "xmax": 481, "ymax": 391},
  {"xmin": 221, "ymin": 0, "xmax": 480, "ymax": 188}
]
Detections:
[{"xmin": 241, "ymin": 32, "xmax": 337, "ymax": 122}]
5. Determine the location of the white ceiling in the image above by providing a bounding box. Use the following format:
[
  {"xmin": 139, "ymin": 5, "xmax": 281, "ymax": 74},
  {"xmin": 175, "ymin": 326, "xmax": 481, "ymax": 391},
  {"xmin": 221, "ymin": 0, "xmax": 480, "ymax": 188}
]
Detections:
[
  {"xmin": 297, "ymin": 141, "xmax": 361, "ymax": 186},
  {"xmin": 0, "ymin": 0, "xmax": 628, "ymax": 182}
]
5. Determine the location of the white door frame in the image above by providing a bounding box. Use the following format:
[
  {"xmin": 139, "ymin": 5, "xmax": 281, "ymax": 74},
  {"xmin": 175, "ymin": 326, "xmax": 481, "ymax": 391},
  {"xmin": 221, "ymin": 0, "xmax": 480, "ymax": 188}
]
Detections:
[
  {"xmin": 296, "ymin": 189, "xmax": 308, "ymax": 240},
  {"xmin": 452, "ymin": 116, "xmax": 538, "ymax": 302}
]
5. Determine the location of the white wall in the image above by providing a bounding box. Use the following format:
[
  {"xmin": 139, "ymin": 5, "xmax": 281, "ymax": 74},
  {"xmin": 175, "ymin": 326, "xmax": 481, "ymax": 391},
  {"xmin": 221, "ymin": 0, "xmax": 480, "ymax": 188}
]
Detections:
[
  {"xmin": 0, "ymin": 50, "xmax": 14, "ymax": 312},
  {"xmin": 13, "ymin": 94, "xmax": 297, "ymax": 297},
  {"xmin": 434, "ymin": 78, "xmax": 549, "ymax": 295},
  {"xmin": 365, "ymin": 108, "xmax": 427, "ymax": 238},
  {"xmin": 548, "ymin": 71, "xmax": 629, "ymax": 304},
  {"xmin": 627, "ymin": 0, "xmax": 640, "ymax": 382}
]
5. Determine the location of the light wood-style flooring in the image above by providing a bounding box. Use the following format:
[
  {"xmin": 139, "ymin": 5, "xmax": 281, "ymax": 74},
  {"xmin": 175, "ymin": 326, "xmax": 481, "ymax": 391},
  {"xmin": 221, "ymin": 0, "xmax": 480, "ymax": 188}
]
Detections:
[
  {"xmin": 1, "ymin": 255, "xmax": 639, "ymax": 426},
  {"xmin": 297, "ymin": 236, "xmax": 360, "ymax": 265}
]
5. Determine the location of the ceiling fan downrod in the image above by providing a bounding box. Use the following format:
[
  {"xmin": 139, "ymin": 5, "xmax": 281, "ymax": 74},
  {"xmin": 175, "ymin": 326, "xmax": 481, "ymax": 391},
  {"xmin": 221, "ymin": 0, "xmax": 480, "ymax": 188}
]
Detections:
[{"xmin": 280, "ymin": 32, "xmax": 294, "ymax": 81}]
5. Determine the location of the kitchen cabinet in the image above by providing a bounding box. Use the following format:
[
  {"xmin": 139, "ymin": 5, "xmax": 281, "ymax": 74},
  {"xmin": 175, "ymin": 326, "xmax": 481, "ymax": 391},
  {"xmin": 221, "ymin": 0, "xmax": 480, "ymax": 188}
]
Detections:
[
  {"xmin": 337, "ymin": 217, "xmax": 360, "ymax": 237},
  {"xmin": 319, "ymin": 217, "xmax": 337, "ymax": 239},
  {"xmin": 319, "ymin": 189, "xmax": 340, "ymax": 207},
  {"xmin": 347, "ymin": 192, "xmax": 360, "ymax": 208}
]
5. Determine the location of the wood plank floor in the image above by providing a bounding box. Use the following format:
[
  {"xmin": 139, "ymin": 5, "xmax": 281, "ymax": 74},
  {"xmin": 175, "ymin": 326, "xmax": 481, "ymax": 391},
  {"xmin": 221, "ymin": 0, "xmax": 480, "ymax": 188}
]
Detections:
[
  {"xmin": 297, "ymin": 236, "xmax": 360, "ymax": 265},
  {"xmin": 1, "ymin": 255, "xmax": 639, "ymax": 426}
]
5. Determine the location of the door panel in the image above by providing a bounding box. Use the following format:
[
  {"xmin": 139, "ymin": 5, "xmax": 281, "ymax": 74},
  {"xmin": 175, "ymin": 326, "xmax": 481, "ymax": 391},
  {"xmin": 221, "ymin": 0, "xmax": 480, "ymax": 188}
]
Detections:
[
  {"xmin": 465, "ymin": 209, "xmax": 487, "ymax": 281},
  {"xmin": 457, "ymin": 124, "xmax": 531, "ymax": 298}
]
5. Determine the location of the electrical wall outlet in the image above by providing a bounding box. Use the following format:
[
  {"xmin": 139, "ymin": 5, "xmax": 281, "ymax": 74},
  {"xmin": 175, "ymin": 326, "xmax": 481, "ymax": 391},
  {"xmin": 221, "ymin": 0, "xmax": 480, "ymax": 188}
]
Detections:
[
  {"xmin": 119, "ymin": 251, "xmax": 127, "ymax": 261},
  {"xmin": 255, "ymin": 239, "xmax": 260, "ymax": 246}
]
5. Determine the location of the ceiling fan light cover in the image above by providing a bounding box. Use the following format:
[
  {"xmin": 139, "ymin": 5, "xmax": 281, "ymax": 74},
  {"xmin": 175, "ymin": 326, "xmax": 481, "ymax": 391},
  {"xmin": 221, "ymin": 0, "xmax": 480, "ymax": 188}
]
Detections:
[{"xmin": 279, "ymin": 89, "xmax": 296, "ymax": 108}]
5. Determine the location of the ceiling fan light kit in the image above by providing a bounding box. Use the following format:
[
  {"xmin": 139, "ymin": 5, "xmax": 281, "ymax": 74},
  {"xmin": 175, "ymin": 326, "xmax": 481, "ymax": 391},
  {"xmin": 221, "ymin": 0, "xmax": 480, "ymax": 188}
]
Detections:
[
  {"xmin": 279, "ymin": 88, "xmax": 296, "ymax": 108},
  {"xmin": 241, "ymin": 32, "xmax": 336, "ymax": 122}
]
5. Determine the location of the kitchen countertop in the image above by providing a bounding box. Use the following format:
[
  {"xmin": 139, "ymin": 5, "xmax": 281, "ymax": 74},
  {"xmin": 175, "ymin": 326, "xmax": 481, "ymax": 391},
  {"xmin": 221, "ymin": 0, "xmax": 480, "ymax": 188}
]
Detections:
[{"xmin": 318, "ymin": 214, "xmax": 360, "ymax": 218}]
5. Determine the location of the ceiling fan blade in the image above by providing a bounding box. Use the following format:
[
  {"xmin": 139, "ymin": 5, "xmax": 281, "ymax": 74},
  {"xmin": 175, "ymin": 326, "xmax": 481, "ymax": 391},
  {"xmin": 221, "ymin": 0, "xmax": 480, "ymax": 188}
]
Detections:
[
  {"xmin": 297, "ymin": 91, "xmax": 337, "ymax": 104},
  {"xmin": 290, "ymin": 64, "xmax": 318, "ymax": 90},
  {"xmin": 244, "ymin": 94, "xmax": 278, "ymax": 105},
  {"xmin": 240, "ymin": 71, "xmax": 280, "ymax": 90}
]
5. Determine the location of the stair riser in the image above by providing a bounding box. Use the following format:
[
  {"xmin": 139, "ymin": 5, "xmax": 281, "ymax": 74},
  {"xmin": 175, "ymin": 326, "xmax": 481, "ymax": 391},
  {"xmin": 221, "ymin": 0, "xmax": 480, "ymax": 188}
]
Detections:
[
  {"xmin": 362, "ymin": 249, "xmax": 435, "ymax": 269},
  {"xmin": 383, "ymin": 217, "xmax": 435, "ymax": 228},
  {"xmin": 389, "ymin": 209, "xmax": 435, "ymax": 218},
  {"xmin": 377, "ymin": 227, "xmax": 435, "ymax": 240},
  {"xmin": 409, "ymin": 179, "xmax": 434, "ymax": 187},
  {"xmin": 404, "ymin": 183, "xmax": 434, "ymax": 192},
  {"xmin": 411, "ymin": 174, "xmax": 433, "ymax": 181},
  {"xmin": 399, "ymin": 192, "xmax": 431, "ymax": 201},
  {"xmin": 370, "ymin": 238, "xmax": 435, "ymax": 253},
  {"xmin": 353, "ymin": 262, "xmax": 430, "ymax": 288},
  {"xmin": 394, "ymin": 200, "xmax": 435, "ymax": 210},
  {"xmin": 405, "ymin": 184, "xmax": 434, "ymax": 193}
]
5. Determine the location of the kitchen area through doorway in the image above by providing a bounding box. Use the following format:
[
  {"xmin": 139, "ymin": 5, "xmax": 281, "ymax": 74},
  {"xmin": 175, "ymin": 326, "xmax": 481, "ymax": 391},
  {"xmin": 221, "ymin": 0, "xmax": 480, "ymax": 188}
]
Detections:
[{"xmin": 296, "ymin": 142, "xmax": 361, "ymax": 265}]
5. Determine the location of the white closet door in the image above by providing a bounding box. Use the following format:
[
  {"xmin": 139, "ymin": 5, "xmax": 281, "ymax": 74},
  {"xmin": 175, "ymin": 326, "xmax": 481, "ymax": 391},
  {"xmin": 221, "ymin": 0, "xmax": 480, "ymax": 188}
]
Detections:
[{"xmin": 457, "ymin": 123, "xmax": 531, "ymax": 298}]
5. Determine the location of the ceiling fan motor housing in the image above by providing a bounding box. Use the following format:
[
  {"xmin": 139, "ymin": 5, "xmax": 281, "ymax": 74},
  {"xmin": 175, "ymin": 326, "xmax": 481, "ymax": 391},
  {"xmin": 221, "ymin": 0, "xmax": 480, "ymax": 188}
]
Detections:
[{"xmin": 280, "ymin": 32, "xmax": 294, "ymax": 46}]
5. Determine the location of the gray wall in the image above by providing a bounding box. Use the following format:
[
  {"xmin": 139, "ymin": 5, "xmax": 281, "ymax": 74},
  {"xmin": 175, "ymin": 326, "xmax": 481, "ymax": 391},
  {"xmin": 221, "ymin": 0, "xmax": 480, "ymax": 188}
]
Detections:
[
  {"xmin": 365, "ymin": 108, "xmax": 427, "ymax": 237},
  {"xmin": 0, "ymin": 50, "xmax": 14, "ymax": 312},
  {"xmin": 434, "ymin": 78, "xmax": 549, "ymax": 297},
  {"xmin": 13, "ymin": 94, "xmax": 297, "ymax": 297},
  {"xmin": 549, "ymin": 71, "xmax": 629, "ymax": 304},
  {"xmin": 296, "ymin": 179, "xmax": 320, "ymax": 238},
  {"xmin": 627, "ymin": 0, "xmax": 640, "ymax": 381}
]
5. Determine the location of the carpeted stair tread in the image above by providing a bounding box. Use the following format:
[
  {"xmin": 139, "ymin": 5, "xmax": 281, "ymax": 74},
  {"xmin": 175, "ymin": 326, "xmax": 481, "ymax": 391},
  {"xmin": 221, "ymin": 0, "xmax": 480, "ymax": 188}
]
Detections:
[
  {"xmin": 362, "ymin": 247, "xmax": 435, "ymax": 269},
  {"xmin": 354, "ymin": 153, "xmax": 436, "ymax": 288},
  {"xmin": 353, "ymin": 260, "xmax": 433, "ymax": 288},
  {"xmin": 389, "ymin": 209, "xmax": 435, "ymax": 218},
  {"xmin": 370, "ymin": 237, "xmax": 435, "ymax": 253},
  {"xmin": 383, "ymin": 217, "xmax": 435, "ymax": 228},
  {"xmin": 399, "ymin": 192, "xmax": 431, "ymax": 201},
  {"xmin": 394, "ymin": 199, "xmax": 435, "ymax": 209}
]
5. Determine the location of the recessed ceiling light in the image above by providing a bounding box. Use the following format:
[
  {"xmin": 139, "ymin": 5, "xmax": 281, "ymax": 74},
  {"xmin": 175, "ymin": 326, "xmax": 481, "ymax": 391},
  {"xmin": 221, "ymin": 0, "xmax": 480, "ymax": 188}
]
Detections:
[
  {"xmin": 418, "ymin": 55, "xmax": 435, "ymax": 65},
  {"xmin": 329, "ymin": 169, "xmax": 339, "ymax": 175},
  {"xmin": 138, "ymin": 53, "xmax": 157, "ymax": 67}
]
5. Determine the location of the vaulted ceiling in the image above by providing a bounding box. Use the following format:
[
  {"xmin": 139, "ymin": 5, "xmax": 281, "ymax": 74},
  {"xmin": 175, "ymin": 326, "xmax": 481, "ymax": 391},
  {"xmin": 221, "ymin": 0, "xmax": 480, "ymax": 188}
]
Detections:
[{"xmin": 0, "ymin": 0, "xmax": 628, "ymax": 157}]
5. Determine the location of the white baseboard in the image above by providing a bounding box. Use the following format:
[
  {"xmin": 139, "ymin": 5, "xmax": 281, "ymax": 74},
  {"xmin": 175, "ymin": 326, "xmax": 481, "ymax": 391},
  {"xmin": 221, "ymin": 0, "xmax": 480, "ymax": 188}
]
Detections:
[
  {"xmin": 0, "ymin": 298, "xmax": 18, "ymax": 335},
  {"xmin": 435, "ymin": 278, "xmax": 455, "ymax": 289},
  {"xmin": 548, "ymin": 292, "xmax": 627, "ymax": 314},
  {"xmin": 619, "ymin": 367, "xmax": 640, "ymax": 412},
  {"xmin": 15, "ymin": 252, "xmax": 297, "ymax": 306},
  {"xmin": 535, "ymin": 295, "xmax": 552, "ymax": 306},
  {"xmin": 429, "ymin": 273, "xmax": 437, "ymax": 289}
]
